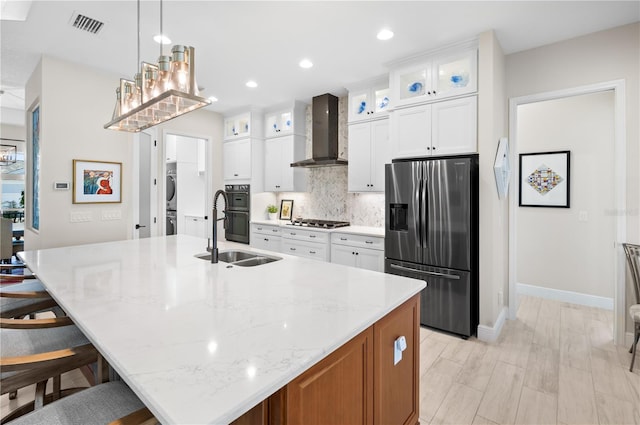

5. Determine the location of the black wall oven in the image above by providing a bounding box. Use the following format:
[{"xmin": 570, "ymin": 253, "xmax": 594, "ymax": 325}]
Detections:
[{"xmin": 225, "ymin": 185, "xmax": 250, "ymax": 244}]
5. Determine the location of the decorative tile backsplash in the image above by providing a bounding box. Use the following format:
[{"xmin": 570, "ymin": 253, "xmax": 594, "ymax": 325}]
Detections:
[{"xmin": 277, "ymin": 97, "xmax": 385, "ymax": 228}]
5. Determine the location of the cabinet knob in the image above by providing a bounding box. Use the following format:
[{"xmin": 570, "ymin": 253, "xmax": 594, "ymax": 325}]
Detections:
[
  {"xmin": 352, "ymin": 252, "xmax": 355, "ymax": 255},
  {"xmin": 356, "ymin": 252, "xmax": 359, "ymax": 255},
  {"xmin": 264, "ymin": 238, "xmax": 269, "ymax": 241},
  {"xmin": 290, "ymin": 232, "xmax": 296, "ymax": 236},
  {"xmin": 426, "ymin": 147, "xmax": 431, "ymax": 150},
  {"xmin": 234, "ymin": 173, "xmax": 239, "ymax": 176},
  {"xmin": 310, "ymin": 251, "xmax": 316, "ymax": 254},
  {"xmin": 290, "ymin": 247, "xmax": 296, "ymax": 251},
  {"xmin": 432, "ymin": 147, "xmax": 436, "ymax": 150},
  {"xmin": 365, "ymin": 241, "xmax": 373, "ymax": 244},
  {"xmin": 272, "ymin": 229, "xmax": 278, "ymax": 232}
]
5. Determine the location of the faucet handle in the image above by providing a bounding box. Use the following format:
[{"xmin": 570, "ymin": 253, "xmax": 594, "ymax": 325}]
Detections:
[{"xmin": 206, "ymin": 238, "xmax": 212, "ymax": 252}]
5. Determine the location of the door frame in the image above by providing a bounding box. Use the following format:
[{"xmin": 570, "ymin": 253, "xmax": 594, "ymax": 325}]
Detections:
[
  {"xmin": 132, "ymin": 129, "xmax": 158, "ymax": 239},
  {"xmin": 508, "ymin": 79, "xmax": 626, "ymax": 345},
  {"xmin": 161, "ymin": 130, "xmax": 213, "ymax": 238}
]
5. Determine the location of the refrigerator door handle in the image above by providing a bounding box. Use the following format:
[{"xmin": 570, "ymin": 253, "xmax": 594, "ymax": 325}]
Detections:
[{"xmin": 390, "ymin": 264, "xmax": 461, "ymax": 280}]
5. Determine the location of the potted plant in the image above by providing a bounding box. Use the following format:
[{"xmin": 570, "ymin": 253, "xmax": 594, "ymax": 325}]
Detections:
[{"xmin": 267, "ymin": 204, "xmax": 278, "ymax": 220}]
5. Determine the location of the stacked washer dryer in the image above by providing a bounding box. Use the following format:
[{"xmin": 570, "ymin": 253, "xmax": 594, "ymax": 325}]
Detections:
[{"xmin": 166, "ymin": 162, "xmax": 177, "ymax": 235}]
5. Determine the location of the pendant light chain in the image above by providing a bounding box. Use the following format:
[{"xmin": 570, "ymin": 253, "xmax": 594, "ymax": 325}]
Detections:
[
  {"xmin": 159, "ymin": 0, "xmax": 163, "ymax": 57},
  {"xmin": 137, "ymin": 0, "xmax": 140, "ymax": 71}
]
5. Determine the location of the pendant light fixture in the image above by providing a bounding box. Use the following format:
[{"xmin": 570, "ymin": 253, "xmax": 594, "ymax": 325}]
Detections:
[{"xmin": 104, "ymin": 0, "xmax": 211, "ymax": 132}]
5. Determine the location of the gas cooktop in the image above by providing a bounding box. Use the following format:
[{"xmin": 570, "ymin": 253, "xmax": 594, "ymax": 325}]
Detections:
[{"xmin": 288, "ymin": 218, "xmax": 350, "ymax": 229}]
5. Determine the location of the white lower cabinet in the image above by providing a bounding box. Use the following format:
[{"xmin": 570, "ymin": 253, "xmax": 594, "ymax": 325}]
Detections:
[
  {"xmin": 281, "ymin": 228, "xmax": 330, "ymax": 262},
  {"xmin": 251, "ymin": 223, "xmax": 281, "ymax": 252},
  {"xmin": 330, "ymin": 233, "xmax": 384, "ymax": 272},
  {"xmin": 184, "ymin": 215, "xmax": 207, "ymax": 238}
]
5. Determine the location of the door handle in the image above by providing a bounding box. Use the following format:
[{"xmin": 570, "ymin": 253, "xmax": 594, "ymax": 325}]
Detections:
[
  {"xmin": 389, "ymin": 264, "xmax": 460, "ymax": 280},
  {"xmin": 135, "ymin": 224, "xmax": 146, "ymax": 229}
]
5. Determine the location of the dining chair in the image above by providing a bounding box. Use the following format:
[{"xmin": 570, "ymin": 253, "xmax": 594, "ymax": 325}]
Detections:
[
  {"xmin": 1, "ymin": 316, "xmax": 98, "ymax": 421},
  {"xmin": 5, "ymin": 381, "xmax": 156, "ymax": 425},
  {"xmin": 623, "ymin": 242, "xmax": 640, "ymax": 372}
]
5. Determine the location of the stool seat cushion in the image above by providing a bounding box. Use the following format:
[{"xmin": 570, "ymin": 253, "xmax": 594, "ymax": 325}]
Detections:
[
  {"xmin": 1, "ymin": 324, "xmax": 90, "ymax": 380},
  {"xmin": 0, "ymin": 280, "xmax": 46, "ymax": 315},
  {"xmin": 7, "ymin": 381, "xmax": 145, "ymax": 425}
]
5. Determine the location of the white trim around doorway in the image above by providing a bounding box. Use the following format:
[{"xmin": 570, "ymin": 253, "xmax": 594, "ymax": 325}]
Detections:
[{"xmin": 508, "ymin": 79, "xmax": 627, "ymax": 345}]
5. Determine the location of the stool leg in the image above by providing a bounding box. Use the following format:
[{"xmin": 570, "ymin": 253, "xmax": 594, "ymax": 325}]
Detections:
[
  {"xmin": 629, "ymin": 330, "xmax": 639, "ymax": 353},
  {"xmin": 631, "ymin": 327, "xmax": 640, "ymax": 372}
]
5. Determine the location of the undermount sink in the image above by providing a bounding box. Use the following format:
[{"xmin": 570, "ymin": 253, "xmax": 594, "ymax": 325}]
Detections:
[{"xmin": 195, "ymin": 250, "xmax": 282, "ymax": 267}]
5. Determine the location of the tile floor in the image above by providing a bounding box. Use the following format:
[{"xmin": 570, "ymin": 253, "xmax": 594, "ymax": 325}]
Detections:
[
  {"xmin": 419, "ymin": 296, "xmax": 640, "ymax": 425},
  {"xmin": 2, "ymin": 295, "xmax": 639, "ymax": 424}
]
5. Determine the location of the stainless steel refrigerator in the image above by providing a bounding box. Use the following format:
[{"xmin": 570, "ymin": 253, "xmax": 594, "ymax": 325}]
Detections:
[{"xmin": 385, "ymin": 156, "xmax": 478, "ymax": 337}]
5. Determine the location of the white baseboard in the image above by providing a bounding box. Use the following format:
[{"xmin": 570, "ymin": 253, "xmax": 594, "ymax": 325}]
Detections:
[
  {"xmin": 477, "ymin": 306, "xmax": 507, "ymax": 343},
  {"xmin": 517, "ymin": 283, "xmax": 613, "ymax": 310}
]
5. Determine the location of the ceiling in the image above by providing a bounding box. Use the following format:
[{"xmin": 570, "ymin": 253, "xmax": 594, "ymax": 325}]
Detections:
[{"xmin": 1, "ymin": 1, "xmax": 638, "ymax": 121}]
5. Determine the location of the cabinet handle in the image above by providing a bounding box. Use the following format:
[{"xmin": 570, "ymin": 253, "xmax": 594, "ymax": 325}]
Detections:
[
  {"xmin": 290, "ymin": 232, "xmax": 296, "ymax": 236},
  {"xmin": 264, "ymin": 238, "xmax": 269, "ymax": 241},
  {"xmin": 309, "ymin": 235, "xmax": 316, "ymax": 238},
  {"xmin": 290, "ymin": 247, "xmax": 296, "ymax": 251},
  {"xmin": 340, "ymin": 237, "xmax": 347, "ymax": 241},
  {"xmin": 257, "ymin": 227, "xmax": 263, "ymax": 230},
  {"xmin": 272, "ymin": 229, "xmax": 278, "ymax": 232},
  {"xmin": 365, "ymin": 240, "xmax": 373, "ymax": 244},
  {"xmin": 234, "ymin": 173, "xmax": 239, "ymax": 176},
  {"xmin": 309, "ymin": 251, "xmax": 316, "ymax": 254}
]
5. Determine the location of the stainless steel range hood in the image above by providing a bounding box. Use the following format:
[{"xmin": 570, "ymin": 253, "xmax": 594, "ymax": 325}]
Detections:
[{"xmin": 291, "ymin": 93, "xmax": 347, "ymax": 168}]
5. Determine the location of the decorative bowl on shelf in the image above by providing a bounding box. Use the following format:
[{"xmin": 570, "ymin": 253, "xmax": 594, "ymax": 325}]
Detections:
[
  {"xmin": 379, "ymin": 97, "xmax": 389, "ymax": 109},
  {"xmin": 407, "ymin": 81, "xmax": 423, "ymax": 95}
]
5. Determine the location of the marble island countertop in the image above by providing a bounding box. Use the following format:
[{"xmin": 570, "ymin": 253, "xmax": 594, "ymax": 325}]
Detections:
[{"xmin": 20, "ymin": 235, "xmax": 424, "ymax": 424}]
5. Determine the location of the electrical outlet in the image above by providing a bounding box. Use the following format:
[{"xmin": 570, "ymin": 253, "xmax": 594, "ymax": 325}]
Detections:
[{"xmin": 498, "ymin": 291, "xmax": 504, "ymax": 306}]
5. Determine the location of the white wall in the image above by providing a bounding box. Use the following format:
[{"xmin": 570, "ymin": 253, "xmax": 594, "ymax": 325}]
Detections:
[
  {"xmin": 24, "ymin": 56, "xmax": 132, "ymax": 249},
  {"xmin": 517, "ymin": 91, "xmax": 615, "ymax": 298},
  {"xmin": 506, "ymin": 22, "xmax": 639, "ymax": 333},
  {"xmin": 477, "ymin": 30, "xmax": 509, "ymax": 330}
]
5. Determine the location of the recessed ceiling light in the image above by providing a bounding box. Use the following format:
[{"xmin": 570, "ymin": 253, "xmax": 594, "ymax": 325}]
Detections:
[
  {"xmin": 377, "ymin": 29, "xmax": 394, "ymax": 41},
  {"xmin": 153, "ymin": 34, "xmax": 172, "ymax": 44},
  {"xmin": 299, "ymin": 59, "xmax": 313, "ymax": 69},
  {"xmin": 246, "ymin": 80, "xmax": 258, "ymax": 88},
  {"xmin": 208, "ymin": 96, "xmax": 218, "ymax": 102}
]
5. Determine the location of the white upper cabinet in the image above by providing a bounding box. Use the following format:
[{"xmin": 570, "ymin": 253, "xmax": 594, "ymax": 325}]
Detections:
[
  {"xmin": 264, "ymin": 135, "xmax": 307, "ymax": 192},
  {"xmin": 348, "ymin": 119, "xmax": 390, "ymax": 192},
  {"xmin": 224, "ymin": 110, "xmax": 263, "ymax": 140},
  {"xmin": 391, "ymin": 95, "xmax": 477, "ymax": 159},
  {"xmin": 223, "ymin": 109, "xmax": 264, "ymax": 190},
  {"xmin": 389, "ymin": 43, "xmax": 477, "ymax": 109},
  {"xmin": 347, "ymin": 76, "xmax": 390, "ymax": 123},
  {"xmin": 264, "ymin": 101, "xmax": 307, "ymax": 138}
]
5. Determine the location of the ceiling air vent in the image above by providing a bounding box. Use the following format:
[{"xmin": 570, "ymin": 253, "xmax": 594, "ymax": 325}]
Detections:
[{"xmin": 69, "ymin": 12, "xmax": 104, "ymax": 35}]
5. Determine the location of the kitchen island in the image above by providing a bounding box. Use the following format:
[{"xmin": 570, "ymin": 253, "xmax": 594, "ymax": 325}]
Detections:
[{"xmin": 19, "ymin": 235, "xmax": 425, "ymax": 424}]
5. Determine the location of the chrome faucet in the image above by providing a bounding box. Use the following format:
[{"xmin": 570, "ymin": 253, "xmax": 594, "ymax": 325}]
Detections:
[{"xmin": 210, "ymin": 189, "xmax": 229, "ymax": 264}]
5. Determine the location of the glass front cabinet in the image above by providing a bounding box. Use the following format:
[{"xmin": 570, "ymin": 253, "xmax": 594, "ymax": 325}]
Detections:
[
  {"xmin": 347, "ymin": 77, "xmax": 390, "ymax": 123},
  {"xmin": 390, "ymin": 45, "xmax": 477, "ymax": 109}
]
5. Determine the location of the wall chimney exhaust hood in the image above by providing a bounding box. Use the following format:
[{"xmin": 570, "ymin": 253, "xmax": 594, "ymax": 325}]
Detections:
[{"xmin": 291, "ymin": 93, "xmax": 347, "ymax": 168}]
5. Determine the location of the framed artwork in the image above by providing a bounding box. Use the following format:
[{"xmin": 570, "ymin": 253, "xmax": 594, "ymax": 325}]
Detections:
[
  {"xmin": 73, "ymin": 160, "xmax": 122, "ymax": 204},
  {"xmin": 519, "ymin": 150, "xmax": 570, "ymax": 208},
  {"xmin": 279, "ymin": 199, "xmax": 294, "ymax": 220}
]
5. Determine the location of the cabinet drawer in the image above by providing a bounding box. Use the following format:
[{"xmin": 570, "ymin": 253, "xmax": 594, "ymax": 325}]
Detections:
[
  {"xmin": 282, "ymin": 239, "xmax": 329, "ymax": 262},
  {"xmin": 281, "ymin": 228, "xmax": 329, "ymax": 243},
  {"xmin": 331, "ymin": 233, "xmax": 384, "ymax": 250},
  {"xmin": 251, "ymin": 234, "xmax": 281, "ymax": 253},
  {"xmin": 252, "ymin": 223, "xmax": 281, "ymax": 236}
]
